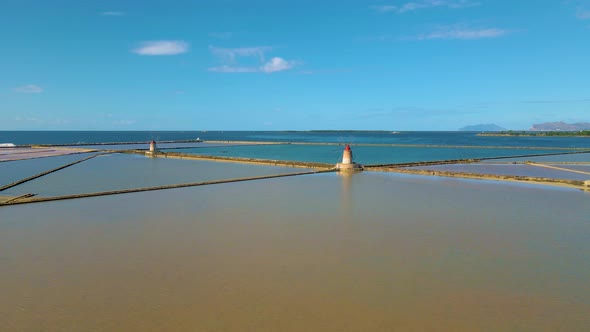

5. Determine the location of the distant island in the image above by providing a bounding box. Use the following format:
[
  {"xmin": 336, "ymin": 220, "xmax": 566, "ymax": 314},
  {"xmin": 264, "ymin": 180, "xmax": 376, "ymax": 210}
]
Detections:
[
  {"xmin": 474, "ymin": 121, "xmax": 590, "ymax": 137},
  {"xmin": 530, "ymin": 121, "xmax": 590, "ymax": 131},
  {"xmin": 306, "ymin": 130, "xmax": 395, "ymax": 133},
  {"xmin": 478, "ymin": 130, "xmax": 590, "ymax": 137},
  {"xmin": 459, "ymin": 124, "xmax": 506, "ymax": 131}
]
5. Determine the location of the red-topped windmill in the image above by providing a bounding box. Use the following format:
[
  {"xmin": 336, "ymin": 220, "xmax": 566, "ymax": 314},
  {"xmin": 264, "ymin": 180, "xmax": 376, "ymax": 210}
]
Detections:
[{"xmin": 336, "ymin": 144, "xmax": 363, "ymax": 171}]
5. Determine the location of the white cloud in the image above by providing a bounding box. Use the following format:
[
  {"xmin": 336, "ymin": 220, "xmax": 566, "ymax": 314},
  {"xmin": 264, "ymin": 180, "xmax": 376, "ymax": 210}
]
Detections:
[
  {"xmin": 208, "ymin": 46, "xmax": 297, "ymax": 73},
  {"xmin": 132, "ymin": 41, "xmax": 189, "ymax": 55},
  {"xmin": 414, "ymin": 26, "xmax": 509, "ymax": 40},
  {"xmin": 371, "ymin": 0, "xmax": 479, "ymax": 14},
  {"xmin": 260, "ymin": 57, "xmax": 295, "ymax": 73},
  {"xmin": 13, "ymin": 84, "xmax": 43, "ymax": 93},
  {"xmin": 102, "ymin": 11, "xmax": 124, "ymax": 16},
  {"xmin": 209, "ymin": 46, "xmax": 272, "ymax": 63},
  {"xmin": 577, "ymin": 8, "xmax": 590, "ymax": 19}
]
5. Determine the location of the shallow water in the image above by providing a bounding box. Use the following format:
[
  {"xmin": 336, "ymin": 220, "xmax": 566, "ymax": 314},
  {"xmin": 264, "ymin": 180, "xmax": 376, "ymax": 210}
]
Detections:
[
  {"xmin": 65, "ymin": 142, "xmax": 246, "ymax": 151},
  {"xmin": 0, "ymin": 153, "xmax": 96, "ymax": 188},
  {"xmin": 180, "ymin": 144, "xmax": 569, "ymax": 165},
  {"xmin": 1, "ymin": 172, "xmax": 589, "ymax": 331},
  {"xmin": 547, "ymin": 164, "xmax": 590, "ymax": 173},
  {"xmin": 408, "ymin": 163, "xmax": 590, "ymax": 180},
  {"xmin": 2, "ymin": 153, "xmax": 306, "ymax": 197},
  {"xmin": 487, "ymin": 152, "xmax": 590, "ymax": 163}
]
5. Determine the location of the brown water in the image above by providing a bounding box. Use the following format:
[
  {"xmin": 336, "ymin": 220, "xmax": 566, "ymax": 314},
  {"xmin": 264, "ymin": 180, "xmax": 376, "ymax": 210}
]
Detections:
[{"xmin": 1, "ymin": 172, "xmax": 589, "ymax": 331}]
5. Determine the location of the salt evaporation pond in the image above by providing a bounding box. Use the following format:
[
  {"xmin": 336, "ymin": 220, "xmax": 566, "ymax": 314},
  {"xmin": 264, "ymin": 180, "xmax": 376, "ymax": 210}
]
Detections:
[
  {"xmin": 1, "ymin": 172, "xmax": 589, "ymax": 331},
  {"xmin": 2, "ymin": 153, "xmax": 307, "ymax": 197},
  {"xmin": 178, "ymin": 144, "xmax": 571, "ymax": 165},
  {"xmin": 408, "ymin": 163, "xmax": 590, "ymax": 181}
]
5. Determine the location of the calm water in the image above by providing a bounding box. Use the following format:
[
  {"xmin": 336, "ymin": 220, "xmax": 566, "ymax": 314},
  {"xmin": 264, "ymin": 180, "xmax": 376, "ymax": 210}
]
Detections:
[
  {"xmin": 487, "ymin": 152, "xmax": 590, "ymax": 163},
  {"xmin": 409, "ymin": 163, "xmax": 590, "ymax": 180},
  {"xmin": 64, "ymin": 142, "xmax": 239, "ymax": 151},
  {"xmin": 549, "ymin": 164, "xmax": 590, "ymax": 172},
  {"xmin": 0, "ymin": 153, "xmax": 96, "ymax": 188},
  {"xmin": 1, "ymin": 131, "xmax": 590, "ymax": 331},
  {"xmin": 2, "ymin": 131, "xmax": 590, "ymax": 148},
  {"xmin": 1, "ymin": 173, "xmax": 589, "ymax": 331},
  {"xmin": 178, "ymin": 144, "xmax": 573, "ymax": 165},
  {"xmin": 2, "ymin": 153, "xmax": 307, "ymax": 197}
]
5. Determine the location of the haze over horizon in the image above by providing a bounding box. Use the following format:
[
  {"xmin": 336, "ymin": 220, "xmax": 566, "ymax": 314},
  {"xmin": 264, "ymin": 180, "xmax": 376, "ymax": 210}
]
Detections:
[{"xmin": 2, "ymin": 0, "xmax": 589, "ymax": 131}]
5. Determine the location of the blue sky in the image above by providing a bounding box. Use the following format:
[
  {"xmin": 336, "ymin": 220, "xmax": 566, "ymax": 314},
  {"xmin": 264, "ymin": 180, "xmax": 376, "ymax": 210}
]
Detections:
[{"xmin": 1, "ymin": 0, "xmax": 589, "ymax": 130}]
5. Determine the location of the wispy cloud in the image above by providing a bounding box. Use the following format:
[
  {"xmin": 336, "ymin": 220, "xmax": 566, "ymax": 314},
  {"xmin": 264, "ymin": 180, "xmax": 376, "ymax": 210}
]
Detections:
[
  {"xmin": 412, "ymin": 25, "xmax": 509, "ymax": 40},
  {"xmin": 577, "ymin": 8, "xmax": 590, "ymax": 19},
  {"xmin": 370, "ymin": 0, "xmax": 479, "ymax": 14},
  {"xmin": 208, "ymin": 46, "xmax": 297, "ymax": 73},
  {"xmin": 102, "ymin": 11, "xmax": 124, "ymax": 16},
  {"xmin": 260, "ymin": 57, "xmax": 296, "ymax": 73},
  {"xmin": 132, "ymin": 40, "xmax": 189, "ymax": 55},
  {"xmin": 209, "ymin": 46, "xmax": 272, "ymax": 63},
  {"xmin": 208, "ymin": 32, "xmax": 233, "ymax": 39},
  {"xmin": 13, "ymin": 84, "xmax": 43, "ymax": 93}
]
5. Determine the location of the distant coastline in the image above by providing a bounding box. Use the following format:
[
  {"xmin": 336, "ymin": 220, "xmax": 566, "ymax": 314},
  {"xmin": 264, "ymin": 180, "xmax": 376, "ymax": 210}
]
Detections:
[{"xmin": 478, "ymin": 130, "xmax": 590, "ymax": 137}]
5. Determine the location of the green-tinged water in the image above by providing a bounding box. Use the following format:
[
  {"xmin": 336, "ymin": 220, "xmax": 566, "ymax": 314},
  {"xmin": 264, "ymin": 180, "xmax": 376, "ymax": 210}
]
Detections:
[
  {"xmin": 1, "ymin": 172, "xmax": 589, "ymax": 331},
  {"xmin": 177, "ymin": 144, "xmax": 577, "ymax": 164}
]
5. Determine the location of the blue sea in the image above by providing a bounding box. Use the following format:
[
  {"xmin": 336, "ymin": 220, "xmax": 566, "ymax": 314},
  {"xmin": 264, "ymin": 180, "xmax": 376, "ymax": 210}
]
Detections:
[
  {"xmin": 2, "ymin": 130, "xmax": 590, "ymax": 148},
  {"xmin": 2, "ymin": 131, "xmax": 589, "ymax": 165}
]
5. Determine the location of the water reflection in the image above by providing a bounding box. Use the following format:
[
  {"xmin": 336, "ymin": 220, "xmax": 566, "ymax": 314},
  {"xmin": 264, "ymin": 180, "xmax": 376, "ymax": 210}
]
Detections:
[{"xmin": 337, "ymin": 171, "xmax": 356, "ymax": 219}]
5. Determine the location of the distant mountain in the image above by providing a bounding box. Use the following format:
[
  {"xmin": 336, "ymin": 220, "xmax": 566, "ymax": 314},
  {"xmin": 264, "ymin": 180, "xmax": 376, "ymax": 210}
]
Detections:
[
  {"xmin": 458, "ymin": 124, "xmax": 506, "ymax": 131},
  {"xmin": 530, "ymin": 121, "xmax": 590, "ymax": 131}
]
